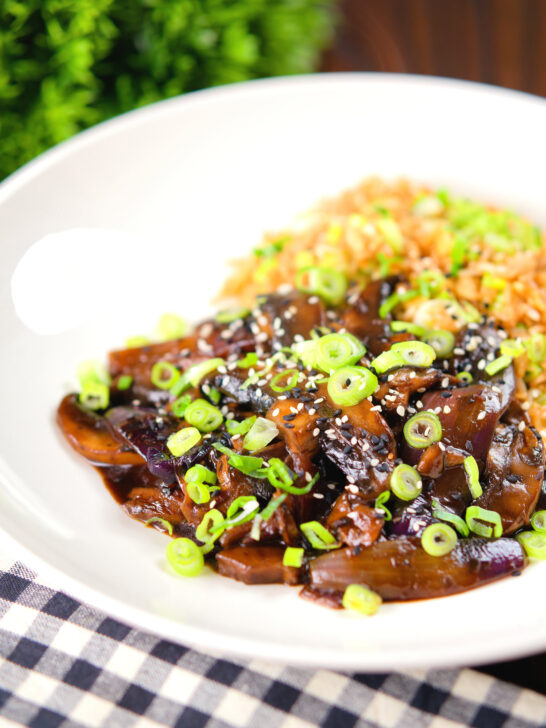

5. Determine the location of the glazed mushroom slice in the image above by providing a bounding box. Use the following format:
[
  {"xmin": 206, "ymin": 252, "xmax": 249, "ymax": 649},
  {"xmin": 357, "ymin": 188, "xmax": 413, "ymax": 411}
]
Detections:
[
  {"xmin": 337, "ymin": 278, "xmax": 398, "ymax": 356},
  {"xmin": 320, "ymin": 398, "xmax": 396, "ymax": 498},
  {"xmin": 216, "ymin": 545, "xmax": 302, "ymax": 585},
  {"xmin": 256, "ymin": 290, "xmax": 327, "ymax": 349},
  {"xmin": 475, "ymin": 420, "xmax": 545, "ymax": 534},
  {"xmin": 373, "ymin": 367, "xmax": 444, "ymax": 411},
  {"xmin": 57, "ymin": 394, "xmax": 144, "ymax": 466}
]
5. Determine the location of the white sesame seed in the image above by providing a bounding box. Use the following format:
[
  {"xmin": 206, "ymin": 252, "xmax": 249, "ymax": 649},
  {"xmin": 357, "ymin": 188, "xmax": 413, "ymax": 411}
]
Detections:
[
  {"xmin": 314, "ymin": 397, "xmax": 324, "ymax": 404},
  {"xmin": 441, "ymin": 377, "xmax": 449, "ymax": 388},
  {"xmin": 308, "ymin": 408, "xmax": 317, "ymax": 416},
  {"xmin": 370, "ymin": 405, "xmax": 382, "ymax": 411},
  {"xmin": 313, "ymin": 493, "xmax": 325, "ymax": 499},
  {"xmin": 272, "ymin": 408, "xmax": 280, "ymax": 416},
  {"xmin": 313, "ymin": 427, "xmax": 320, "ymax": 437},
  {"xmin": 477, "ymin": 411, "xmax": 486, "ymax": 420},
  {"xmin": 297, "ymin": 403, "xmax": 304, "ymax": 412},
  {"xmin": 346, "ymin": 484, "xmax": 359, "ymax": 494},
  {"xmin": 370, "ymin": 458, "xmax": 379, "ymax": 466},
  {"xmin": 477, "ymin": 359, "xmax": 486, "ymax": 370},
  {"xmin": 231, "ymin": 433, "xmax": 241, "ymax": 440},
  {"xmin": 443, "ymin": 405, "xmax": 451, "ymax": 414},
  {"xmin": 347, "ymin": 475, "xmax": 356, "ymax": 484},
  {"xmin": 209, "ymin": 500, "xmax": 217, "ymax": 509},
  {"xmin": 396, "ymin": 405, "xmax": 405, "ymax": 417},
  {"xmin": 518, "ymin": 420, "xmax": 526, "ymax": 431},
  {"xmin": 351, "ymin": 436, "xmax": 357, "ymax": 446}
]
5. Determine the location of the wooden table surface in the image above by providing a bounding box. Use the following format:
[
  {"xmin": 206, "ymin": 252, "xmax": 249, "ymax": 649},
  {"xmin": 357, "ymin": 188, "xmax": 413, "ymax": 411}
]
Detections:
[{"xmin": 321, "ymin": 0, "xmax": 546, "ymax": 693}]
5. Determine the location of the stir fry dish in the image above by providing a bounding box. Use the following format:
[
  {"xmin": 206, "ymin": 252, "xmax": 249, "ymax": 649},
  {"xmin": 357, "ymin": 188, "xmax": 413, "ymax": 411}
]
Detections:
[{"xmin": 57, "ymin": 180, "xmax": 546, "ymax": 616}]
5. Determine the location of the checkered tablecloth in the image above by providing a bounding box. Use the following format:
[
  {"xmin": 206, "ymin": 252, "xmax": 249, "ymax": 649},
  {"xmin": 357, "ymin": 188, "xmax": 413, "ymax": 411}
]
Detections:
[{"xmin": 1, "ymin": 554, "xmax": 546, "ymax": 728}]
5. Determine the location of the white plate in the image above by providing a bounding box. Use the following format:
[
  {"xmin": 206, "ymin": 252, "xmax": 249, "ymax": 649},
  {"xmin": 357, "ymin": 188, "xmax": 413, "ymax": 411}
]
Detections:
[{"xmin": 1, "ymin": 74, "xmax": 545, "ymax": 671}]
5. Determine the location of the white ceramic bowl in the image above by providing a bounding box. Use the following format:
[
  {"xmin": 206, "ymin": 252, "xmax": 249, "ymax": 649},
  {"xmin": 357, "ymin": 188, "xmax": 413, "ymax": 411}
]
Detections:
[{"xmin": 1, "ymin": 74, "xmax": 545, "ymax": 671}]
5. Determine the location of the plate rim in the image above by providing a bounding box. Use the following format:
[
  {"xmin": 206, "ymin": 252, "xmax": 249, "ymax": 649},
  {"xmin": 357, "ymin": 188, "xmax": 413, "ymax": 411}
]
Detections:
[{"xmin": 1, "ymin": 72, "xmax": 546, "ymax": 670}]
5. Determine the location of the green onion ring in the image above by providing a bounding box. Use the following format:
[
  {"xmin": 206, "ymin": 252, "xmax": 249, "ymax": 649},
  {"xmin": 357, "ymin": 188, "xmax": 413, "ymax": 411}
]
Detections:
[
  {"xmin": 517, "ymin": 531, "xmax": 546, "ymax": 559},
  {"xmin": 342, "ymin": 584, "xmax": 382, "ymax": 616},
  {"xmin": 463, "ymin": 455, "xmax": 483, "ymax": 499},
  {"xmin": 421, "ymin": 523, "xmax": 458, "ymax": 557},
  {"xmin": 465, "ymin": 505, "xmax": 503, "ymax": 538},
  {"xmin": 270, "ymin": 369, "xmax": 299, "ymax": 393},
  {"xmin": 300, "ymin": 521, "xmax": 340, "ymax": 550},
  {"xmin": 166, "ymin": 538, "xmax": 204, "ymax": 577},
  {"xmin": 390, "ymin": 464, "xmax": 422, "ymax": 501},
  {"xmin": 151, "ymin": 361, "xmax": 180, "ymax": 390},
  {"xmin": 327, "ymin": 366, "xmax": 378, "ymax": 407},
  {"xmin": 403, "ymin": 411, "xmax": 443, "ymax": 449},
  {"xmin": 184, "ymin": 399, "xmax": 223, "ymax": 433}
]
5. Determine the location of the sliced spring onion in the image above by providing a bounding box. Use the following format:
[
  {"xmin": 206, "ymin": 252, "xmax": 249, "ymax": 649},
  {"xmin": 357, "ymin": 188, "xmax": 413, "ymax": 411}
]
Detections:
[
  {"xmin": 250, "ymin": 515, "xmax": 262, "ymax": 541},
  {"xmin": 390, "ymin": 321, "xmax": 427, "ymax": 337},
  {"xmin": 77, "ymin": 360, "xmax": 111, "ymax": 388},
  {"xmin": 525, "ymin": 334, "xmax": 546, "ymax": 363},
  {"xmin": 237, "ymin": 352, "xmax": 259, "ymax": 369},
  {"xmin": 517, "ymin": 531, "xmax": 546, "ymax": 559},
  {"xmin": 391, "ymin": 340, "xmax": 437, "ymax": 367},
  {"xmin": 166, "ymin": 538, "xmax": 204, "ymax": 577},
  {"xmin": 243, "ymin": 417, "xmax": 279, "ymax": 451},
  {"xmin": 151, "ymin": 361, "xmax": 180, "ymax": 390},
  {"xmin": 283, "ymin": 547, "xmax": 304, "ymax": 568},
  {"xmin": 485, "ymin": 355, "xmax": 512, "ymax": 377},
  {"xmin": 374, "ymin": 490, "xmax": 392, "ymax": 521},
  {"xmin": 215, "ymin": 307, "xmax": 250, "ymax": 324},
  {"xmin": 417, "ymin": 270, "xmax": 445, "ymax": 298},
  {"xmin": 327, "ymin": 366, "xmax": 378, "ymax": 407},
  {"xmin": 264, "ymin": 457, "xmax": 293, "ymax": 488},
  {"xmin": 403, "ymin": 411, "xmax": 442, "ymax": 448},
  {"xmin": 158, "ymin": 313, "xmax": 186, "ymax": 341},
  {"xmin": 125, "ymin": 335, "xmax": 150, "ymax": 348},
  {"xmin": 314, "ymin": 333, "xmax": 366, "ymax": 373},
  {"xmin": 369, "ymin": 350, "xmax": 405, "ymax": 374},
  {"xmin": 530, "ymin": 510, "xmax": 546, "ymax": 534},
  {"xmin": 186, "ymin": 464, "xmax": 217, "ymax": 485},
  {"xmin": 223, "ymin": 496, "xmax": 260, "ymax": 528},
  {"xmin": 228, "ymin": 454, "xmax": 265, "ymax": 477},
  {"xmin": 166, "ymin": 427, "xmax": 201, "ymax": 456},
  {"xmin": 500, "ymin": 339, "xmax": 525, "ymax": 358},
  {"xmin": 264, "ymin": 460, "xmax": 319, "ymax": 494},
  {"xmin": 390, "ymin": 464, "xmax": 422, "ymax": 501},
  {"xmin": 421, "ymin": 523, "xmax": 457, "ymax": 557},
  {"xmin": 421, "ymin": 330, "xmax": 455, "ymax": 358},
  {"xmin": 456, "ymin": 371, "xmax": 474, "ymax": 383},
  {"xmin": 171, "ymin": 394, "xmax": 192, "ymax": 418},
  {"xmin": 186, "ymin": 481, "xmax": 211, "ymax": 504},
  {"xmin": 463, "ymin": 455, "xmax": 483, "ymax": 499},
  {"xmin": 79, "ymin": 381, "xmax": 109, "ymax": 410},
  {"xmin": 144, "ymin": 517, "xmax": 173, "ymax": 535},
  {"xmin": 377, "ymin": 217, "xmax": 403, "ymax": 253},
  {"xmin": 117, "ymin": 375, "xmax": 133, "ymax": 390},
  {"xmin": 270, "ymin": 369, "xmax": 299, "ymax": 393},
  {"xmin": 170, "ymin": 358, "xmax": 225, "ymax": 397},
  {"xmin": 226, "ymin": 416, "xmax": 257, "ymax": 436},
  {"xmin": 431, "ymin": 503, "xmax": 470, "ymax": 537},
  {"xmin": 295, "ymin": 266, "xmax": 347, "ymax": 305},
  {"xmin": 342, "ymin": 584, "xmax": 382, "ymax": 616},
  {"xmin": 184, "ymin": 399, "xmax": 223, "ymax": 433},
  {"xmin": 259, "ymin": 493, "xmax": 288, "ymax": 522},
  {"xmin": 465, "ymin": 505, "xmax": 503, "ymax": 538},
  {"xmin": 378, "ymin": 289, "xmax": 418, "ymax": 319},
  {"xmin": 196, "ymin": 509, "xmax": 225, "ymax": 546},
  {"xmin": 450, "ymin": 234, "xmax": 469, "ymax": 276},
  {"xmin": 206, "ymin": 387, "xmax": 221, "ymax": 405},
  {"xmin": 300, "ymin": 521, "xmax": 340, "ymax": 550},
  {"xmin": 291, "ymin": 339, "xmax": 318, "ymax": 369}
]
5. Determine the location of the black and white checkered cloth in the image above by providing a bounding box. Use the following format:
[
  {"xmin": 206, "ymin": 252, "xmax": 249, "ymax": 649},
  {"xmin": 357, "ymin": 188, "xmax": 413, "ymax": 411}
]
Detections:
[{"xmin": 1, "ymin": 553, "xmax": 545, "ymax": 728}]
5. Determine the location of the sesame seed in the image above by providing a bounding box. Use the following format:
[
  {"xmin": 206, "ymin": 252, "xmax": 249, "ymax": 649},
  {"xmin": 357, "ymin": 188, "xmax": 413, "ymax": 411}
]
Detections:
[
  {"xmin": 477, "ymin": 411, "xmax": 486, "ymax": 420},
  {"xmin": 347, "ymin": 475, "xmax": 356, "ymax": 484},
  {"xmin": 346, "ymin": 484, "xmax": 359, "ymax": 494},
  {"xmin": 518, "ymin": 420, "xmax": 526, "ymax": 431},
  {"xmin": 369, "ymin": 458, "xmax": 379, "ymax": 466},
  {"xmin": 313, "ymin": 427, "xmax": 320, "ymax": 437},
  {"xmin": 396, "ymin": 405, "xmax": 405, "ymax": 417},
  {"xmin": 443, "ymin": 405, "xmax": 451, "ymax": 414},
  {"xmin": 313, "ymin": 493, "xmax": 325, "ymax": 499},
  {"xmin": 441, "ymin": 377, "xmax": 449, "ymax": 388},
  {"xmin": 272, "ymin": 408, "xmax": 280, "ymax": 416}
]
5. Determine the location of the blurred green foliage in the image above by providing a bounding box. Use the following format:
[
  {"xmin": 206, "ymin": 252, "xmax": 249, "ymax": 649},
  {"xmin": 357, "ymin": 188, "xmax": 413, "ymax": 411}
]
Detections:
[{"xmin": 0, "ymin": 0, "xmax": 335, "ymax": 179}]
